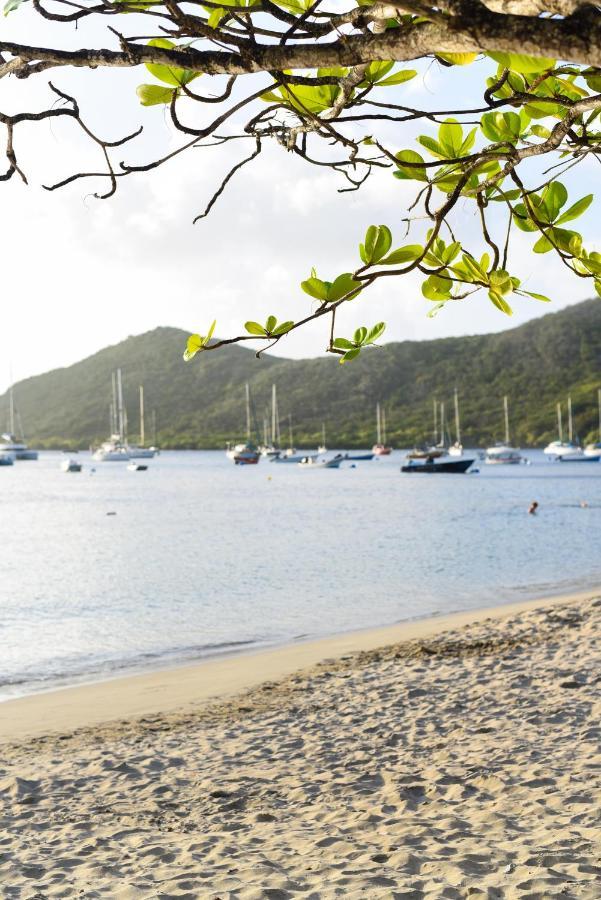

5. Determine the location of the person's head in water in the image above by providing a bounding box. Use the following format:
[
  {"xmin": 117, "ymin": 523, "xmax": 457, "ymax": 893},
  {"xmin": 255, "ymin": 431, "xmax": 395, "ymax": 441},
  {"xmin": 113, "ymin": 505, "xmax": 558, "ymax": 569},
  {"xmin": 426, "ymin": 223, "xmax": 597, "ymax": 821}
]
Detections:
[{"xmin": 528, "ymin": 501, "xmax": 539, "ymax": 515}]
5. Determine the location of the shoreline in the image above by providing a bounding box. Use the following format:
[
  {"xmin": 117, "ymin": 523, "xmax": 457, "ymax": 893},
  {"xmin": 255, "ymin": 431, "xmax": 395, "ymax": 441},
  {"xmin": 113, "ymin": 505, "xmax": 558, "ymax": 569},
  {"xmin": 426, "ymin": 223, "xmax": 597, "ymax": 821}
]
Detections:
[{"xmin": 1, "ymin": 585, "xmax": 599, "ymax": 743}]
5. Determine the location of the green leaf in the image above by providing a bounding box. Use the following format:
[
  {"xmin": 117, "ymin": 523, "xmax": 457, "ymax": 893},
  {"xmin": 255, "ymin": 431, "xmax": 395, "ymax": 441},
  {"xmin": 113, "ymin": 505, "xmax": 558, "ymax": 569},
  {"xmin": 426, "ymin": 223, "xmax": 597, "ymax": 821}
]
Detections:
[
  {"xmin": 377, "ymin": 69, "xmax": 417, "ymax": 86},
  {"xmin": 136, "ymin": 84, "xmax": 176, "ymax": 107},
  {"xmin": 488, "ymin": 290, "xmax": 513, "ymax": 315},
  {"xmin": 272, "ymin": 321, "xmax": 294, "ymax": 336},
  {"xmin": 365, "ymin": 322, "xmax": 386, "ymax": 344},
  {"xmin": 205, "ymin": 319, "xmax": 216, "ymax": 342},
  {"xmin": 183, "ymin": 334, "xmax": 204, "ymax": 362},
  {"xmin": 521, "ymin": 290, "xmax": 551, "ymax": 302},
  {"xmin": 530, "ymin": 124, "xmax": 551, "ymax": 139},
  {"xmin": 418, "ymin": 135, "xmax": 446, "ymax": 160},
  {"xmin": 145, "ymin": 39, "xmax": 200, "ymax": 87},
  {"xmin": 394, "ymin": 150, "xmax": 428, "ymax": 182},
  {"xmin": 380, "ymin": 245, "xmax": 423, "ymax": 266},
  {"xmin": 542, "ymin": 182, "xmax": 568, "ymax": 221},
  {"xmin": 487, "ymin": 51, "xmax": 555, "ymax": 75},
  {"xmin": 361, "ymin": 224, "xmax": 392, "ymax": 265},
  {"xmin": 265, "ymin": 315, "xmax": 277, "ymax": 333},
  {"xmin": 327, "ymin": 273, "xmax": 362, "ymax": 302},
  {"xmin": 3, "ymin": 0, "xmax": 27, "ymax": 13},
  {"xmin": 207, "ymin": 6, "xmax": 226, "ymax": 26},
  {"xmin": 340, "ymin": 348, "xmax": 361, "ymax": 364},
  {"xmin": 595, "ymin": 278, "xmax": 601, "ymax": 299},
  {"xmin": 245, "ymin": 321, "xmax": 267, "ymax": 336},
  {"xmin": 422, "ymin": 274, "xmax": 453, "ymax": 301},
  {"xmin": 438, "ymin": 119, "xmax": 464, "ymax": 157},
  {"xmin": 556, "ymin": 194, "xmax": 593, "ymax": 225},
  {"xmin": 301, "ymin": 276, "xmax": 329, "ymax": 301},
  {"xmin": 332, "ymin": 337, "xmax": 356, "ymax": 350},
  {"xmin": 353, "ymin": 326, "xmax": 368, "ymax": 345},
  {"xmin": 437, "ymin": 52, "xmax": 478, "ymax": 66}
]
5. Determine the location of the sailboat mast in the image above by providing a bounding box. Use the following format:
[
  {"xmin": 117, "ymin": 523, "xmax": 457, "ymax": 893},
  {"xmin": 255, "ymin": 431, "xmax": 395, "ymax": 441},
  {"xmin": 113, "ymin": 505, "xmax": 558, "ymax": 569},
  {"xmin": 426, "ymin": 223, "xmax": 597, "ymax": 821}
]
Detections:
[
  {"xmin": 440, "ymin": 402, "xmax": 445, "ymax": 445},
  {"xmin": 322, "ymin": 422, "xmax": 326, "ymax": 446},
  {"xmin": 454, "ymin": 388, "xmax": 461, "ymax": 445},
  {"xmin": 111, "ymin": 372, "xmax": 118, "ymax": 435},
  {"xmin": 118, "ymin": 369, "xmax": 126, "ymax": 442},
  {"xmin": 271, "ymin": 385, "xmax": 277, "ymax": 446},
  {"xmin": 288, "ymin": 414, "xmax": 293, "ymax": 449},
  {"xmin": 433, "ymin": 400, "xmax": 438, "ymax": 445},
  {"xmin": 382, "ymin": 407, "xmax": 387, "ymax": 445},
  {"xmin": 557, "ymin": 402, "xmax": 563, "ymax": 442},
  {"xmin": 376, "ymin": 402, "xmax": 381, "ymax": 444},
  {"xmin": 245, "ymin": 383, "xmax": 251, "ymax": 443},
  {"xmin": 139, "ymin": 385, "xmax": 145, "ymax": 447},
  {"xmin": 567, "ymin": 394, "xmax": 574, "ymax": 442},
  {"xmin": 8, "ymin": 384, "xmax": 14, "ymax": 435},
  {"xmin": 503, "ymin": 395, "xmax": 510, "ymax": 445},
  {"xmin": 152, "ymin": 409, "xmax": 157, "ymax": 446}
]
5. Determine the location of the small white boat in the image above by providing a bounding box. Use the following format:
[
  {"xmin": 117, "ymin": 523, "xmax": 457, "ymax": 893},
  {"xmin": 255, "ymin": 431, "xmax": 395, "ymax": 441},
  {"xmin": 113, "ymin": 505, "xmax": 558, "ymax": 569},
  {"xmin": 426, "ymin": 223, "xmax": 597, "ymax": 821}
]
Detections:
[
  {"xmin": 61, "ymin": 458, "xmax": 82, "ymax": 472},
  {"xmin": 127, "ymin": 462, "xmax": 148, "ymax": 471},
  {"xmin": 544, "ymin": 397, "xmax": 590, "ymax": 459},
  {"xmin": 486, "ymin": 396, "xmax": 522, "ymax": 464},
  {"xmin": 0, "ymin": 450, "xmax": 14, "ymax": 466},
  {"xmin": 298, "ymin": 454, "xmax": 343, "ymax": 469},
  {"xmin": 93, "ymin": 439, "xmax": 130, "ymax": 462}
]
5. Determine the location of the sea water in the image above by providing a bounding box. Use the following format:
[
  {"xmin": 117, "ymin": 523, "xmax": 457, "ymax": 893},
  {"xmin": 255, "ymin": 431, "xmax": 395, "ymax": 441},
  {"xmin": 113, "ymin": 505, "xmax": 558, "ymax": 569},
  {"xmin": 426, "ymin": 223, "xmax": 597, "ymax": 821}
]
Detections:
[{"xmin": 1, "ymin": 450, "xmax": 600, "ymax": 700}]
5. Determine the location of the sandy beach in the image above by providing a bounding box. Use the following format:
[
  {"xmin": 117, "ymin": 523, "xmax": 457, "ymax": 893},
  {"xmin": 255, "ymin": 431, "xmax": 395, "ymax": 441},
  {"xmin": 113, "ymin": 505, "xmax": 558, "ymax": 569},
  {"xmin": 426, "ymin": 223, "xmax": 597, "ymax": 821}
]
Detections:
[{"xmin": 1, "ymin": 589, "xmax": 601, "ymax": 898}]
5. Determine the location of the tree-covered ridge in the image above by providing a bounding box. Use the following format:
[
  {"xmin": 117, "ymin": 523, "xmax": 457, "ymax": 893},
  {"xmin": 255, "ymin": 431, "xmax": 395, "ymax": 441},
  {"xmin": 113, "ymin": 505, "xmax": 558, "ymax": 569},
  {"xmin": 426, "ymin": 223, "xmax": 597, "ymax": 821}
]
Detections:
[
  {"xmin": 1, "ymin": 1, "xmax": 601, "ymax": 361},
  {"xmin": 4, "ymin": 299, "xmax": 600, "ymax": 450}
]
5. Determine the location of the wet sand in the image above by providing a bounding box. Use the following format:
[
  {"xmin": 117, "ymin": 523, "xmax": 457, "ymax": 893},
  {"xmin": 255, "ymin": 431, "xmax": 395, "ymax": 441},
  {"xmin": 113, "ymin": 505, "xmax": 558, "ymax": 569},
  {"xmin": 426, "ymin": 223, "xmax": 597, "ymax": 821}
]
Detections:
[{"xmin": 1, "ymin": 589, "xmax": 601, "ymax": 897}]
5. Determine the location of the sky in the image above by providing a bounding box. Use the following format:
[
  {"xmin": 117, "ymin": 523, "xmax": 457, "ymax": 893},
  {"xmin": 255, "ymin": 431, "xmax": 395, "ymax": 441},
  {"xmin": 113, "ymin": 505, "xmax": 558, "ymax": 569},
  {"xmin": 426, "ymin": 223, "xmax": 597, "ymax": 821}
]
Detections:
[{"xmin": 0, "ymin": 9, "xmax": 598, "ymax": 394}]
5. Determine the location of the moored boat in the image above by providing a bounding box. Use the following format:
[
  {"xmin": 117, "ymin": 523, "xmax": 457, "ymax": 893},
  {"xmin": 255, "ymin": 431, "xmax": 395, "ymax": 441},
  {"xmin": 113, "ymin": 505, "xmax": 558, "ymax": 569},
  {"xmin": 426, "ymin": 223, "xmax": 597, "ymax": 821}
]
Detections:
[
  {"xmin": 61, "ymin": 458, "xmax": 82, "ymax": 472},
  {"xmin": 227, "ymin": 384, "xmax": 261, "ymax": 465},
  {"xmin": 448, "ymin": 389, "xmax": 463, "ymax": 457},
  {"xmin": 372, "ymin": 402, "xmax": 392, "ymax": 455},
  {"xmin": 94, "ymin": 370, "xmax": 131, "ymax": 461},
  {"xmin": 1, "ymin": 385, "xmax": 38, "ymax": 460},
  {"xmin": 544, "ymin": 397, "xmax": 586, "ymax": 460},
  {"xmin": 0, "ymin": 450, "xmax": 14, "ymax": 466},
  {"xmin": 344, "ymin": 452, "xmax": 374, "ymax": 461},
  {"xmin": 401, "ymin": 456, "xmax": 474, "ymax": 473},
  {"xmin": 486, "ymin": 396, "xmax": 522, "ymax": 464},
  {"xmin": 299, "ymin": 454, "xmax": 343, "ymax": 469}
]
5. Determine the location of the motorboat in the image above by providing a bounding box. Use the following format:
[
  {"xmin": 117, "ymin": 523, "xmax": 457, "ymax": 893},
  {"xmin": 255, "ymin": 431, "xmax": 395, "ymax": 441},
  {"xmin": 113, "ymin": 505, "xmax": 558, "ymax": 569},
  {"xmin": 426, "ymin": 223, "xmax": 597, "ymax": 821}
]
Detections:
[
  {"xmin": 401, "ymin": 456, "xmax": 474, "ymax": 473},
  {"xmin": 127, "ymin": 462, "xmax": 148, "ymax": 471},
  {"xmin": 61, "ymin": 458, "xmax": 82, "ymax": 472},
  {"xmin": 298, "ymin": 454, "xmax": 343, "ymax": 469},
  {"xmin": 584, "ymin": 441, "xmax": 601, "ymax": 461},
  {"xmin": 0, "ymin": 450, "xmax": 14, "ymax": 466},
  {"xmin": 344, "ymin": 452, "xmax": 374, "ymax": 461}
]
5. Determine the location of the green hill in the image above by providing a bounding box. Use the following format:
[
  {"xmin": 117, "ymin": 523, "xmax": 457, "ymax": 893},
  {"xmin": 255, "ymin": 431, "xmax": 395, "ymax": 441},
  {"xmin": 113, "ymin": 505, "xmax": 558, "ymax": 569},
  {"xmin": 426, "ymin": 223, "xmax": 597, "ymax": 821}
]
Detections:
[{"xmin": 3, "ymin": 299, "xmax": 601, "ymax": 449}]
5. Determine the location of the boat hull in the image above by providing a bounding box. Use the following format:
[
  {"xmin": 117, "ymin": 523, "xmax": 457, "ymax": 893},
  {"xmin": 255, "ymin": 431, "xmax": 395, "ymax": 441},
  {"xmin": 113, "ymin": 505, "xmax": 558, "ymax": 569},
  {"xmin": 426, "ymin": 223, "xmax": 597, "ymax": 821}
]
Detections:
[
  {"xmin": 344, "ymin": 453, "xmax": 375, "ymax": 461},
  {"xmin": 402, "ymin": 458, "xmax": 475, "ymax": 474}
]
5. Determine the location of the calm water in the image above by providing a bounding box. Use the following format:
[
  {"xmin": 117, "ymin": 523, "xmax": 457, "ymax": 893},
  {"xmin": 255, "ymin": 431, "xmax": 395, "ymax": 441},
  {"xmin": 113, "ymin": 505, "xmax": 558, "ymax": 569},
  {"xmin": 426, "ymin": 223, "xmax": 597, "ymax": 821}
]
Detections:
[{"xmin": 1, "ymin": 450, "xmax": 600, "ymax": 700}]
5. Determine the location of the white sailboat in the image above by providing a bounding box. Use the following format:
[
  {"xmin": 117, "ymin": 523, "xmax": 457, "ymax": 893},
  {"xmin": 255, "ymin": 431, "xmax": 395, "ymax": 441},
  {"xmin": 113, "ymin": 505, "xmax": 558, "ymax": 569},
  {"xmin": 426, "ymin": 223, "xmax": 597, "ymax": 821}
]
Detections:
[
  {"xmin": 260, "ymin": 384, "xmax": 281, "ymax": 458},
  {"xmin": 93, "ymin": 370, "xmax": 130, "ymax": 461},
  {"xmin": 226, "ymin": 383, "xmax": 260, "ymax": 464},
  {"xmin": 486, "ymin": 396, "xmax": 522, "ymax": 464},
  {"xmin": 127, "ymin": 385, "xmax": 156, "ymax": 459},
  {"xmin": 584, "ymin": 388, "xmax": 601, "ymax": 460},
  {"xmin": 448, "ymin": 388, "xmax": 463, "ymax": 457},
  {"xmin": 544, "ymin": 396, "xmax": 587, "ymax": 460},
  {"xmin": 372, "ymin": 402, "xmax": 392, "ymax": 455},
  {"xmin": 0, "ymin": 384, "xmax": 39, "ymax": 460},
  {"xmin": 317, "ymin": 423, "xmax": 327, "ymax": 455}
]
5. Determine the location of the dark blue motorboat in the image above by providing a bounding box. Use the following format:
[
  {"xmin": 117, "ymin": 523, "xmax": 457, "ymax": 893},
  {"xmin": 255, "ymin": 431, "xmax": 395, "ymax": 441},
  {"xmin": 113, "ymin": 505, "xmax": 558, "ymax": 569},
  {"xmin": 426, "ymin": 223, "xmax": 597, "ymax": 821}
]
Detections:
[{"xmin": 401, "ymin": 456, "xmax": 474, "ymax": 473}]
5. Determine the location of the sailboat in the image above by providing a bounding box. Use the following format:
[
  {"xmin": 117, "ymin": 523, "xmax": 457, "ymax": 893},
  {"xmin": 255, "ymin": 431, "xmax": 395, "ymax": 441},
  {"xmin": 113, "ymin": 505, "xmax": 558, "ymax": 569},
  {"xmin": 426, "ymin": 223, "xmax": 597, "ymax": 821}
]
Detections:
[
  {"xmin": 448, "ymin": 388, "xmax": 463, "ymax": 457},
  {"xmin": 93, "ymin": 370, "xmax": 130, "ymax": 461},
  {"xmin": 0, "ymin": 383, "xmax": 39, "ymax": 460},
  {"xmin": 372, "ymin": 402, "xmax": 392, "ymax": 455},
  {"xmin": 486, "ymin": 396, "xmax": 522, "ymax": 464},
  {"xmin": 271, "ymin": 412, "xmax": 305, "ymax": 462},
  {"xmin": 584, "ymin": 388, "xmax": 601, "ymax": 460},
  {"xmin": 544, "ymin": 396, "xmax": 589, "ymax": 460},
  {"xmin": 260, "ymin": 385, "xmax": 281, "ymax": 458},
  {"xmin": 226, "ymin": 383, "xmax": 261, "ymax": 465},
  {"xmin": 317, "ymin": 423, "xmax": 327, "ymax": 455},
  {"xmin": 408, "ymin": 399, "xmax": 446, "ymax": 459},
  {"xmin": 127, "ymin": 385, "xmax": 156, "ymax": 459}
]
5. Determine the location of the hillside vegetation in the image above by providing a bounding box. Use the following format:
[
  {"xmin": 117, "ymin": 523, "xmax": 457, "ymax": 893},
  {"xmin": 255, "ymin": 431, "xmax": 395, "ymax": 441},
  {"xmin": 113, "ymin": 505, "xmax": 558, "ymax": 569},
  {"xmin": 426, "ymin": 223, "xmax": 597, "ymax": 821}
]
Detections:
[{"xmin": 3, "ymin": 300, "xmax": 601, "ymax": 449}]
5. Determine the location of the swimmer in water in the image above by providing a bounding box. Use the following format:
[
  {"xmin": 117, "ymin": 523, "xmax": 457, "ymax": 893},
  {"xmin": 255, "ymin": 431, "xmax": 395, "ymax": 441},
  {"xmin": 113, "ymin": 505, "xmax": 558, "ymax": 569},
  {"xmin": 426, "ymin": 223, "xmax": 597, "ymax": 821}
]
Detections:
[{"xmin": 528, "ymin": 501, "xmax": 538, "ymax": 515}]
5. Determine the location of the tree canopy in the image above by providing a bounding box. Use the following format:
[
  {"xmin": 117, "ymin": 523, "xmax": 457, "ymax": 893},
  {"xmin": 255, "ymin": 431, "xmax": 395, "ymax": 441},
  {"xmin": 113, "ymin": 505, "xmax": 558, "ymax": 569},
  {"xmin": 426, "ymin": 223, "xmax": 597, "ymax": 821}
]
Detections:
[{"xmin": 2, "ymin": 0, "xmax": 601, "ymax": 361}]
